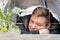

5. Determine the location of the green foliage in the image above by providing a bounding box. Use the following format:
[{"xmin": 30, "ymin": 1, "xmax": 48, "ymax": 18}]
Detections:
[
  {"xmin": 0, "ymin": 7, "xmax": 22, "ymax": 32},
  {"xmin": 0, "ymin": 9, "xmax": 6, "ymax": 20}
]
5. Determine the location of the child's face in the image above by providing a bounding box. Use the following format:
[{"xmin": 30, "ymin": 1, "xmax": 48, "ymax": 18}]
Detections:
[{"xmin": 28, "ymin": 15, "xmax": 49, "ymax": 32}]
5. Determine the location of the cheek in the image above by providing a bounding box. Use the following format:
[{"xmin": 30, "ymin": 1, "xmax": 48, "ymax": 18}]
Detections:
[{"xmin": 28, "ymin": 23, "xmax": 32, "ymax": 29}]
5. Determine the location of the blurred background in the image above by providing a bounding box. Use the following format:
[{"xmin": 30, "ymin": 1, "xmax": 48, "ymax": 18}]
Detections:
[{"xmin": 0, "ymin": 0, "xmax": 60, "ymax": 23}]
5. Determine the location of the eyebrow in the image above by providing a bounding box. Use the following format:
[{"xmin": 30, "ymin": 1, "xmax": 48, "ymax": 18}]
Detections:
[{"xmin": 37, "ymin": 22, "xmax": 46, "ymax": 25}]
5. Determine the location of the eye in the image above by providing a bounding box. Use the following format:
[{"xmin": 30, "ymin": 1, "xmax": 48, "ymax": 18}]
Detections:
[
  {"xmin": 37, "ymin": 24, "xmax": 43, "ymax": 26},
  {"xmin": 30, "ymin": 20, "xmax": 34, "ymax": 23}
]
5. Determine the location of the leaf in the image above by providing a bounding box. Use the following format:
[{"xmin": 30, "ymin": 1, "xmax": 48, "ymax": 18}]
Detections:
[
  {"xmin": 12, "ymin": 7, "xmax": 22, "ymax": 16},
  {"xmin": 0, "ymin": 9, "xmax": 6, "ymax": 20}
]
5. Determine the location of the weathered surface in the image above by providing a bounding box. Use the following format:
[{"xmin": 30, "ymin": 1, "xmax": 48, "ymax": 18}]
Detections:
[{"xmin": 0, "ymin": 32, "xmax": 60, "ymax": 40}]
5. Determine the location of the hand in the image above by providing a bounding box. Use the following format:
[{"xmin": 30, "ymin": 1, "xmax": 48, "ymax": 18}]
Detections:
[{"xmin": 39, "ymin": 29, "xmax": 49, "ymax": 34}]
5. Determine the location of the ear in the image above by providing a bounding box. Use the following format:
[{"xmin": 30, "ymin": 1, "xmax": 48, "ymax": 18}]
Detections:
[{"xmin": 46, "ymin": 23, "xmax": 51, "ymax": 29}]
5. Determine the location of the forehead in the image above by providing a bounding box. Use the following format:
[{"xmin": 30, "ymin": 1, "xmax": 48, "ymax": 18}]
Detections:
[{"xmin": 30, "ymin": 15, "xmax": 46, "ymax": 24}]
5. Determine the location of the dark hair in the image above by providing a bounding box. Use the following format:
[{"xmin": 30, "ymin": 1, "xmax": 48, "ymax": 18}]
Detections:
[
  {"xmin": 20, "ymin": 15, "xmax": 31, "ymax": 34},
  {"xmin": 32, "ymin": 7, "xmax": 53, "ymax": 24}
]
